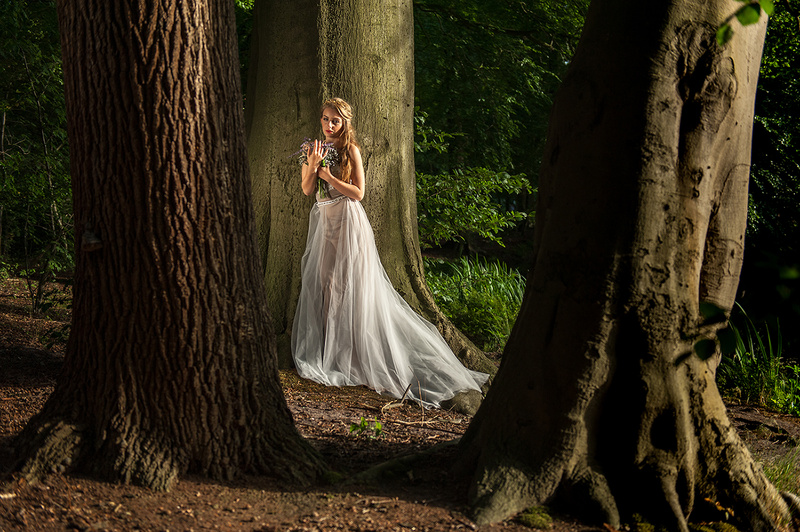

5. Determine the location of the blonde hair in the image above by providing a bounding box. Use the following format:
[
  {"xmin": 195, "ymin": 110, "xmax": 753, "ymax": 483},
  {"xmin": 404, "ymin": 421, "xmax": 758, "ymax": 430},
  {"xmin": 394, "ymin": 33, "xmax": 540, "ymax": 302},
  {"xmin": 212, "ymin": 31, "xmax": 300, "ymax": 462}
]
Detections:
[{"xmin": 321, "ymin": 97, "xmax": 359, "ymax": 183}]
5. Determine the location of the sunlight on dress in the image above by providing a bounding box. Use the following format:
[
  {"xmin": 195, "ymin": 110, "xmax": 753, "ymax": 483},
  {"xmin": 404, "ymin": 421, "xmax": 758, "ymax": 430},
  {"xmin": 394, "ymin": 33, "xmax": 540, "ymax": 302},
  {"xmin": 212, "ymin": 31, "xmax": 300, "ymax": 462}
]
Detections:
[{"xmin": 292, "ymin": 184, "xmax": 489, "ymax": 408}]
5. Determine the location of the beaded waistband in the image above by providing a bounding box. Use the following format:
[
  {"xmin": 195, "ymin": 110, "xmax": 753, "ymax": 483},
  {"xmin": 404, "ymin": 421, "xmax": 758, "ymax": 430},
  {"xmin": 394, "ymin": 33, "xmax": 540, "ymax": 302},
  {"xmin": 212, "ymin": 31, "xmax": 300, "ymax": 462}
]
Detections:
[{"xmin": 316, "ymin": 195, "xmax": 346, "ymax": 207}]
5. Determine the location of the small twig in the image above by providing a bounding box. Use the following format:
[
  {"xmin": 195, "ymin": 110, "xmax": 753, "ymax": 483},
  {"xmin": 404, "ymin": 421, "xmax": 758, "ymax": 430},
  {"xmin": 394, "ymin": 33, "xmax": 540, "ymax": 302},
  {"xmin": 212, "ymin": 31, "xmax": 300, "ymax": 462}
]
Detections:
[
  {"xmin": 400, "ymin": 382, "xmax": 412, "ymax": 402},
  {"xmin": 384, "ymin": 418, "xmax": 465, "ymax": 436}
]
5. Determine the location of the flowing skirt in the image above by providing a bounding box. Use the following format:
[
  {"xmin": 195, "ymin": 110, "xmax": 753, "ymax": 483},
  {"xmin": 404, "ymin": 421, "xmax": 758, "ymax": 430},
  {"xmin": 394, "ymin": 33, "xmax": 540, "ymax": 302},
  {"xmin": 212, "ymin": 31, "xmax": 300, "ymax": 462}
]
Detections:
[{"xmin": 291, "ymin": 195, "xmax": 489, "ymax": 408}]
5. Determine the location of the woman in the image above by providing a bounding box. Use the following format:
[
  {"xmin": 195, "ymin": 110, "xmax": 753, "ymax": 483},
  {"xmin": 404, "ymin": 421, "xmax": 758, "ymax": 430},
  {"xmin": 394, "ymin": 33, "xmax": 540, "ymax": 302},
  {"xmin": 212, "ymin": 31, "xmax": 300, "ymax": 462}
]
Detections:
[{"xmin": 291, "ymin": 97, "xmax": 488, "ymax": 408}]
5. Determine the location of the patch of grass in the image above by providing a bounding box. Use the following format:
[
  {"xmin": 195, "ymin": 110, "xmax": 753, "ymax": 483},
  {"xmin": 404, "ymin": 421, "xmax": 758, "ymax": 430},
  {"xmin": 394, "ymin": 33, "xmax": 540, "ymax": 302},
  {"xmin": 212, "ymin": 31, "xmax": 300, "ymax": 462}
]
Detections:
[
  {"xmin": 761, "ymin": 446, "xmax": 800, "ymax": 494},
  {"xmin": 424, "ymin": 256, "xmax": 525, "ymax": 352},
  {"xmin": 716, "ymin": 304, "xmax": 800, "ymax": 416}
]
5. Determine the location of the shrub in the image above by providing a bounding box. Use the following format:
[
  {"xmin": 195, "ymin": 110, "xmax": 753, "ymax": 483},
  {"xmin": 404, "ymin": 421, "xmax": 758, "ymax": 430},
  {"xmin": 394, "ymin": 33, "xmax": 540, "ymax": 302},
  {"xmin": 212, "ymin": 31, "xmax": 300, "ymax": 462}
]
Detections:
[
  {"xmin": 424, "ymin": 256, "xmax": 525, "ymax": 352},
  {"xmin": 716, "ymin": 304, "xmax": 800, "ymax": 416}
]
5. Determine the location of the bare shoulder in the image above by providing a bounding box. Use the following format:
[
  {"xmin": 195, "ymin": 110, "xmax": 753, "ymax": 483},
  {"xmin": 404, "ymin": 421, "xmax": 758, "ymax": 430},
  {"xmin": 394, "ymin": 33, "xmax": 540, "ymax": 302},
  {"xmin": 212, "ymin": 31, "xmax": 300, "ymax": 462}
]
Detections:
[{"xmin": 349, "ymin": 144, "xmax": 362, "ymax": 158}]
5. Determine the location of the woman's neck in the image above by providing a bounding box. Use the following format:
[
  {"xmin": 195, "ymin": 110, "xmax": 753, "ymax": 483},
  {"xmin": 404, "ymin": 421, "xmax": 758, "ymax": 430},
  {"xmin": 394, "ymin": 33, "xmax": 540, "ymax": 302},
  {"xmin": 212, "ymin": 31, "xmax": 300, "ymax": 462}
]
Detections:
[{"xmin": 324, "ymin": 135, "xmax": 343, "ymax": 148}]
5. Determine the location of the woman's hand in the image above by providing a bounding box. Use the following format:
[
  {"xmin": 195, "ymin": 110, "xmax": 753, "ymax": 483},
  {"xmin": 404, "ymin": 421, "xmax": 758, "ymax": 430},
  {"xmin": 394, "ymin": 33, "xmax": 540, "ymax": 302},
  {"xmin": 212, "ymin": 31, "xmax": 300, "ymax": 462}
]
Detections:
[
  {"xmin": 301, "ymin": 140, "xmax": 328, "ymax": 196},
  {"xmin": 305, "ymin": 139, "xmax": 329, "ymax": 171},
  {"xmin": 317, "ymin": 165, "xmax": 334, "ymax": 183}
]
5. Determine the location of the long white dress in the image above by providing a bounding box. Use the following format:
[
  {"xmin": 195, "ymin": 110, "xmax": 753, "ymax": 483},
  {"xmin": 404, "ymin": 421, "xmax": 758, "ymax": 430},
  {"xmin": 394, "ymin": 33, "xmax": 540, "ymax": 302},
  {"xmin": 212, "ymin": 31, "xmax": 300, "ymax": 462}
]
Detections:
[{"xmin": 291, "ymin": 181, "xmax": 489, "ymax": 408}]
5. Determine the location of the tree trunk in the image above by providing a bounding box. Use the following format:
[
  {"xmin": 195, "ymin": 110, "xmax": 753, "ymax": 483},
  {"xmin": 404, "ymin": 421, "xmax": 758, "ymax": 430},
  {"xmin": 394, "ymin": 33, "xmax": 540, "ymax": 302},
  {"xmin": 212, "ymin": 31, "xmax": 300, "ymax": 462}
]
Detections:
[
  {"xmin": 13, "ymin": 0, "xmax": 325, "ymax": 490},
  {"xmin": 244, "ymin": 0, "xmax": 495, "ymax": 374},
  {"xmin": 458, "ymin": 1, "xmax": 793, "ymax": 530}
]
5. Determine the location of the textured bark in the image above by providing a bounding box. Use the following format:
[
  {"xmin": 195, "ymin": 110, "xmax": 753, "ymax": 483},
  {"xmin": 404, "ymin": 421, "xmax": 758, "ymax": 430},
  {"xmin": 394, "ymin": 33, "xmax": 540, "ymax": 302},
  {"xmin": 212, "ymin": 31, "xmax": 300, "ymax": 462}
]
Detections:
[
  {"xmin": 458, "ymin": 1, "xmax": 793, "ymax": 530},
  {"xmin": 245, "ymin": 0, "xmax": 495, "ymax": 374},
  {"xmin": 14, "ymin": 0, "xmax": 325, "ymax": 490}
]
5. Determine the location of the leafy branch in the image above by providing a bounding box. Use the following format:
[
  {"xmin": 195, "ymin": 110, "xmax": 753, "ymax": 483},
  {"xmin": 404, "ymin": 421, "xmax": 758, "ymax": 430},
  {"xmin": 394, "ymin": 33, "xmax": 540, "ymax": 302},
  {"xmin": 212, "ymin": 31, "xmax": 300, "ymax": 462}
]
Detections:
[{"xmin": 717, "ymin": 0, "xmax": 775, "ymax": 46}]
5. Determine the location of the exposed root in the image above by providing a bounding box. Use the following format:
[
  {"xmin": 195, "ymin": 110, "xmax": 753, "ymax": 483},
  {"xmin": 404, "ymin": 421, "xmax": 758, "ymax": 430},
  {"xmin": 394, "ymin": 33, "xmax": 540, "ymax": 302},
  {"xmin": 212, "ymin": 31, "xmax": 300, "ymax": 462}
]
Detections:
[
  {"xmin": 781, "ymin": 492, "xmax": 800, "ymax": 530},
  {"xmin": 15, "ymin": 420, "xmax": 85, "ymax": 484},
  {"xmin": 347, "ymin": 439, "xmax": 459, "ymax": 485},
  {"xmin": 469, "ymin": 458, "xmax": 544, "ymax": 526},
  {"xmin": 559, "ymin": 467, "xmax": 620, "ymax": 528}
]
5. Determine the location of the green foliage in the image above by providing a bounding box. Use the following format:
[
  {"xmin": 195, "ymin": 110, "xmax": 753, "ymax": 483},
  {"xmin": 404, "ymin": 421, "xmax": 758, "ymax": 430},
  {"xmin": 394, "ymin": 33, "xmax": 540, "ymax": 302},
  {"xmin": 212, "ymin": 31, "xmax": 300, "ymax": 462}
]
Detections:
[
  {"xmin": 417, "ymin": 167, "xmax": 531, "ymax": 248},
  {"xmin": 716, "ymin": 0, "xmax": 774, "ymax": 46},
  {"xmin": 414, "ymin": 0, "xmax": 588, "ymax": 174},
  {"xmin": 415, "ymin": 110, "xmax": 532, "ymax": 248},
  {"xmin": 716, "ymin": 305, "xmax": 800, "ymax": 416},
  {"xmin": 0, "ymin": 259, "xmax": 11, "ymax": 282},
  {"xmin": 413, "ymin": 0, "xmax": 585, "ymax": 252},
  {"xmin": 348, "ymin": 417, "xmax": 383, "ymax": 439},
  {"xmin": 424, "ymin": 257, "xmax": 525, "ymax": 352},
  {"xmin": 42, "ymin": 322, "xmax": 70, "ymax": 351},
  {"xmin": 0, "ymin": 0, "xmax": 73, "ymax": 268},
  {"xmin": 234, "ymin": 0, "xmax": 254, "ymax": 95},
  {"xmin": 740, "ymin": 6, "xmax": 800, "ymax": 353}
]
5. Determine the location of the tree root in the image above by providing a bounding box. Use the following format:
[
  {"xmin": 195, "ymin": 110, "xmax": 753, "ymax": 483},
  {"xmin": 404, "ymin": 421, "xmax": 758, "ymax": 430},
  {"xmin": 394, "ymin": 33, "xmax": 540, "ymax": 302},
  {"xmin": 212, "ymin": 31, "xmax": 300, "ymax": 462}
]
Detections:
[
  {"xmin": 346, "ymin": 439, "xmax": 460, "ymax": 485},
  {"xmin": 781, "ymin": 492, "xmax": 800, "ymax": 529},
  {"xmin": 469, "ymin": 457, "xmax": 621, "ymax": 528},
  {"xmin": 14, "ymin": 419, "xmax": 85, "ymax": 484}
]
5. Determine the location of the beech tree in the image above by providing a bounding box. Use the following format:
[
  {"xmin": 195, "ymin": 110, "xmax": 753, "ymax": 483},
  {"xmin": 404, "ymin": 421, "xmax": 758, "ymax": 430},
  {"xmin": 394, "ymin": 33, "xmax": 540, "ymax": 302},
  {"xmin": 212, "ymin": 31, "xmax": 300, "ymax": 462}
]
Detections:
[
  {"xmin": 458, "ymin": 1, "xmax": 798, "ymax": 530},
  {"xmin": 13, "ymin": 0, "xmax": 324, "ymax": 489},
  {"xmin": 244, "ymin": 0, "xmax": 495, "ymax": 374}
]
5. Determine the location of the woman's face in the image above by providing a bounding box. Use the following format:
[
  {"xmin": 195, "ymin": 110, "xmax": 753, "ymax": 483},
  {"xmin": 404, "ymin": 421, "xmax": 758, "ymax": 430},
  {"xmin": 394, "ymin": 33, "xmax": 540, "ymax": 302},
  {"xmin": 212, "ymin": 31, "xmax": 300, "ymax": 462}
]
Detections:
[{"xmin": 321, "ymin": 107, "xmax": 344, "ymax": 139}]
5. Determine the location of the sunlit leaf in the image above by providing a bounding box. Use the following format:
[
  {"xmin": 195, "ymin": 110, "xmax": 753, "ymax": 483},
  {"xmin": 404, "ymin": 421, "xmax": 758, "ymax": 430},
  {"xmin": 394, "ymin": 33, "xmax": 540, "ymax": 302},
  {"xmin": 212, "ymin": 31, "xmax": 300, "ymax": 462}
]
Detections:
[
  {"xmin": 759, "ymin": 0, "xmax": 775, "ymax": 16},
  {"xmin": 736, "ymin": 4, "xmax": 762, "ymax": 26},
  {"xmin": 716, "ymin": 23, "xmax": 734, "ymax": 46}
]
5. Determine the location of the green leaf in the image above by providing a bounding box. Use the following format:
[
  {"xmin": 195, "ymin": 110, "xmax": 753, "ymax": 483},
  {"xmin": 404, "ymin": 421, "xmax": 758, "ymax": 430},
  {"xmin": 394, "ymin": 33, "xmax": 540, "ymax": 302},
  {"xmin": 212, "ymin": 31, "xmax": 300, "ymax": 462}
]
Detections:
[
  {"xmin": 694, "ymin": 339, "xmax": 718, "ymax": 360},
  {"xmin": 779, "ymin": 266, "xmax": 800, "ymax": 280},
  {"xmin": 716, "ymin": 23, "xmax": 734, "ymax": 46},
  {"xmin": 759, "ymin": 0, "xmax": 775, "ymax": 16},
  {"xmin": 736, "ymin": 4, "xmax": 762, "ymax": 26}
]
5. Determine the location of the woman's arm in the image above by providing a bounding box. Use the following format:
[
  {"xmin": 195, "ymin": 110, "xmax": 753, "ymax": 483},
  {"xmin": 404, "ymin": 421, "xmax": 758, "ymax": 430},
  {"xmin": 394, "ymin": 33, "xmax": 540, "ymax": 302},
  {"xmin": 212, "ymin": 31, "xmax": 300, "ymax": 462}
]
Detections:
[
  {"xmin": 319, "ymin": 144, "xmax": 365, "ymax": 201},
  {"xmin": 301, "ymin": 162, "xmax": 318, "ymax": 196}
]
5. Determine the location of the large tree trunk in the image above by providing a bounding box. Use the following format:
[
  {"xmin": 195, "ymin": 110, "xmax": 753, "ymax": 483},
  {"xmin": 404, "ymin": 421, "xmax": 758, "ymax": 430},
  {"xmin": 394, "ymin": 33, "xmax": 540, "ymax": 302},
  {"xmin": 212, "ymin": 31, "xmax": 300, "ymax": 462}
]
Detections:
[
  {"xmin": 244, "ymin": 0, "xmax": 495, "ymax": 374},
  {"xmin": 458, "ymin": 1, "xmax": 794, "ymax": 530},
  {"xmin": 12, "ymin": 0, "xmax": 325, "ymax": 490}
]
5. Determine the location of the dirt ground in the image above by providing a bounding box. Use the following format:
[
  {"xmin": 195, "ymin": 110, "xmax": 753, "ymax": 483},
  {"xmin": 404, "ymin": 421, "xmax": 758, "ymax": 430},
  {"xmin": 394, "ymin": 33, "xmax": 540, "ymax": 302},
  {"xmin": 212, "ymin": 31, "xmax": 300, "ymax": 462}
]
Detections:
[{"xmin": 0, "ymin": 278, "xmax": 798, "ymax": 532}]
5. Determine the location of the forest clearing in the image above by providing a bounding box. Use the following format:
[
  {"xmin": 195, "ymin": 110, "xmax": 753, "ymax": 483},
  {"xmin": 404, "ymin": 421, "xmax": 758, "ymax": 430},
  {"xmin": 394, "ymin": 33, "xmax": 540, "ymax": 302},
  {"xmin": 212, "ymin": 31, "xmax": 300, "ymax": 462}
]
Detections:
[{"xmin": 1, "ymin": 278, "xmax": 799, "ymax": 531}]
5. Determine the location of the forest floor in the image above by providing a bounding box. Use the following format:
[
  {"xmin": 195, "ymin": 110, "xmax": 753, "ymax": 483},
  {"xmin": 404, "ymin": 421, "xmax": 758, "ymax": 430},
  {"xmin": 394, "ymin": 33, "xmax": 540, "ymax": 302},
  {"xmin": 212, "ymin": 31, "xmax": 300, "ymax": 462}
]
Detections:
[{"xmin": 0, "ymin": 278, "xmax": 799, "ymax": 532}]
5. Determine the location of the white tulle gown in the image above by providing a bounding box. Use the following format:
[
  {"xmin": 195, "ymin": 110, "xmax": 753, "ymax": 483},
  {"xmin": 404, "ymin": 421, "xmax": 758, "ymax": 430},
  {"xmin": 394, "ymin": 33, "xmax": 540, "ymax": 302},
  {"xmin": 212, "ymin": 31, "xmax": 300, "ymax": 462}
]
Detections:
[{"xmin": 291, "ymin": 183, "xmax": 489, "ymax": 408}]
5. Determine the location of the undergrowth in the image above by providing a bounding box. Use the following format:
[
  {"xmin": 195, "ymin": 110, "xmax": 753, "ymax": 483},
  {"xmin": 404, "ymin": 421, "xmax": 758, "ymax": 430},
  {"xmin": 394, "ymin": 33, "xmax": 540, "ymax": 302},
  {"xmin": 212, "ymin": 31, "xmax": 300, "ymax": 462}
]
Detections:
[
  {"xmin": 716, "ymin": 304, "xmax": 800, "ymax": 416},
  {"xmin": 424, "ymin": 256, "xmax": 525, "ymax": 352}
]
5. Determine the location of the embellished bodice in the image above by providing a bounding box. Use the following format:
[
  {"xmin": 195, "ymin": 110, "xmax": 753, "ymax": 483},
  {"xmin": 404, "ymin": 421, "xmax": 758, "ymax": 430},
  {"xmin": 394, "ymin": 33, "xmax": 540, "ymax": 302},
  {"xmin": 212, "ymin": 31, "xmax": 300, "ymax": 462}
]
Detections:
[{"xmin": 315, "ymin": 164, "xmax": 350, "ymax": 203}]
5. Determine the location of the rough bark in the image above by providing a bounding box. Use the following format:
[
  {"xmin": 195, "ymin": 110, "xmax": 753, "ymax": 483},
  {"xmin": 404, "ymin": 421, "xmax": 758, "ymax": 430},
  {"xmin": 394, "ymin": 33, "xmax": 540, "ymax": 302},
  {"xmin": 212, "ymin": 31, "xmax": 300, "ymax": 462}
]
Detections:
[
  {"xmin": 13, "ymin": 0, "xmax": 325, "ymax": 490},
  {"xmin": 458, "ymin": 1, "xmax": 793, "ymax": 530},
  {"xmin": 244, "ymin": 0, "xmax": 495, "ymax": 374}
]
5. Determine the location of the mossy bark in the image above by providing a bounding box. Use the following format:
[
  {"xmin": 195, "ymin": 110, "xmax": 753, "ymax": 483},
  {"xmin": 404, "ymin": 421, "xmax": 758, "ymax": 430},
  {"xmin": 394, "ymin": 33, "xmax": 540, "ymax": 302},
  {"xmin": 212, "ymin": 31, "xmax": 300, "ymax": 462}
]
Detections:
[
  {"xmin": 13, "ymin": 0, "xmax": 325, "ymax": 490},
  {"xmin": 458, "ymin": 2, "xmax": 794, "ymax": 530},
  {"xmin": 244, "ymin": 0, "xmax": 495, "ymax": 375}
]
